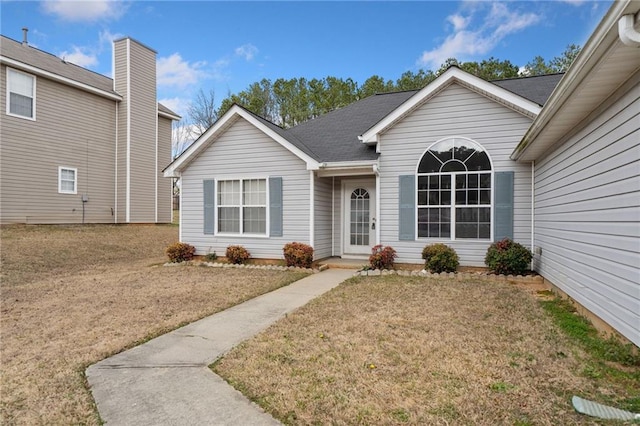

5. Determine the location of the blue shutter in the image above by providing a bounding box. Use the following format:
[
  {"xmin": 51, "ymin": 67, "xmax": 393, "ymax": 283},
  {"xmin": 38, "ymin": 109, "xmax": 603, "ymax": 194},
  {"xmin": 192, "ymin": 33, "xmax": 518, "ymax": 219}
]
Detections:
[
  {"xmin": 399, "ymin": 175, "xmax": 415, "ymax": 241},
  {"xmin": 494, "ymin": 171, "xmax": 514, "ymax": 241},
  {"xmin": 269, "ymin": 177, "xmax": 283, "ymax": 237},
  {"xmin": 203, "ymin": 179, "xmax": 215, "ymax": 235}
]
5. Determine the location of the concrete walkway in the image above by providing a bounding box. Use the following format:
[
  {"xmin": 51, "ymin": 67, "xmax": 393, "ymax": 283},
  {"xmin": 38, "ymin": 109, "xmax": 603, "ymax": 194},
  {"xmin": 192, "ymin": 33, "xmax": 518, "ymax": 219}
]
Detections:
[{"xmin": 86, "ymin": 268, "xmax": 354, "ymax": 425}]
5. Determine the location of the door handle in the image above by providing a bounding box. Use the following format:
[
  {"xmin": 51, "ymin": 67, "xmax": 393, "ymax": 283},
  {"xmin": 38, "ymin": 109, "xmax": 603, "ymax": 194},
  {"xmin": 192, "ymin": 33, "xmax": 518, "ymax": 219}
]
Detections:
[{"xmin": 371, "ymin": 217, "xmax": 376, "ymax": 230}]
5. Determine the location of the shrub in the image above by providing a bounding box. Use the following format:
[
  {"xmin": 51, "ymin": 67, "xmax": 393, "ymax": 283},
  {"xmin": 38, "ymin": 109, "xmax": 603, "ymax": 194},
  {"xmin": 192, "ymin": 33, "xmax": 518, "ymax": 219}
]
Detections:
[
  {"xmin": 422, "ymin": 243, "xmax": 459, "ymax": 273},
  {"xmin": 165, "ymin": 242, "xmax": 196, "ymax": 263},
  {"xmin": 204, "ymin": 251, "xmax": 217, "ymax": 262},
  {"xmin": 484, "ymin": 238, "xmax": 533, "ymax": 275},
  {"xmin": 283, "ymin": 242, "xmax": 314, "ymax": 268},
  {"xmin": 226, "ymin": 245, "xmax": 250, "ymax": 264},
  {"xmin": 369, "ymin": 245, "xmax": 397, "ymax": 270}
]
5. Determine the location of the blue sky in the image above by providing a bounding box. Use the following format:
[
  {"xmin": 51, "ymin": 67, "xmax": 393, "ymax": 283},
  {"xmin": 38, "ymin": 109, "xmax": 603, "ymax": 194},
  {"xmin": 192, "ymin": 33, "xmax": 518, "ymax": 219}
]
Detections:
[{"xmin": 1, "ymin": 1, "xmax": 611, "ymax": 118}]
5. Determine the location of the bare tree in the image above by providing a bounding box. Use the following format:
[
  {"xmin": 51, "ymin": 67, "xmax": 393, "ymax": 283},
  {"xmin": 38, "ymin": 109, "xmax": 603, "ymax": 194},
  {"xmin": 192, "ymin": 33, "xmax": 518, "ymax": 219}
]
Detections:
[
  {"xmin": 187, "ymin": 89, "xmax": 218, "ymax": 136},
  {"xmin": 172, "ymin": 119, "xmax": 196, "ymax": 159}
]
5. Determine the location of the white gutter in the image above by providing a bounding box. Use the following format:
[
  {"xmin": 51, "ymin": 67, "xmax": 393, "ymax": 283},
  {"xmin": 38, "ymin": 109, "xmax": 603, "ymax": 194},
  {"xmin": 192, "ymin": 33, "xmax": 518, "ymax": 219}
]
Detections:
[
  {"xmin": 618, "ymin": 12, "xmax": 640, "ymax": 47},
  {"xmin": 0, "ymin": 56, "xmax": 123, "ymax": 101},
  {"xmin": 373, "ymin": 164, "xmax": 381, "ymax": 246},
  {"xmin": 158, "ymin": 110, "xmax": 181, "ymax": 120}
]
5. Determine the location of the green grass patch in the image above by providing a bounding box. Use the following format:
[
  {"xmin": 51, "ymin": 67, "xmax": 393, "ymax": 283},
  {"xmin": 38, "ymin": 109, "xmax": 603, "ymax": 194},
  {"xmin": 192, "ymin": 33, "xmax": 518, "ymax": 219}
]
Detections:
[{"xmin": 539, "ymin": 298, "xmax": 640, "ymax": 367}]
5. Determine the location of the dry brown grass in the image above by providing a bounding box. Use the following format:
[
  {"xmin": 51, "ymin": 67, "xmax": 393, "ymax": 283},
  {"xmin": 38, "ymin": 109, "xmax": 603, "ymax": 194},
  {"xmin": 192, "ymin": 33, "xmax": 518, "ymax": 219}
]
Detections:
[
  {"xmin": 0, "ymin": 224, "xmax": 307, "ymax": 425},
  {"xmin": 214, "ymin": 275, "xmax": 639, "ymax": 425}
]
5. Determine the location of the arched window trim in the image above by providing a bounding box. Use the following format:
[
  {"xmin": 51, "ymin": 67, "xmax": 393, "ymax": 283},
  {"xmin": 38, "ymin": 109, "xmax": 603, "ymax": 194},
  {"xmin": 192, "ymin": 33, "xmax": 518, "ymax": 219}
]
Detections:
[
  {"xmin": 415, "ymin": 136, "xmax": 494, "ymax": 241},
  {"xmin": 415, "ymin": 136, "xmax": 494, "ymax": 174}
]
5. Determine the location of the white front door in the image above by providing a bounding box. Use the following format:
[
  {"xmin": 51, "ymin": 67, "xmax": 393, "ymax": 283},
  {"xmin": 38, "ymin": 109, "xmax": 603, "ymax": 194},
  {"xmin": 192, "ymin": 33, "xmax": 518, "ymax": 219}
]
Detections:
[{"xmin": 343, "ymin": 179, "xmax": 376, "ymax": 256}]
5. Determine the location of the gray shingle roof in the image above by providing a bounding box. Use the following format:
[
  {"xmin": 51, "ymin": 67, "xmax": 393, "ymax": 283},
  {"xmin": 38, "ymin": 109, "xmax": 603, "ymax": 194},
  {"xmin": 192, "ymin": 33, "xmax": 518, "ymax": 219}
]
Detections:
[
  {"xmin": 1, "ymin": 34, "xmax": 179, "ymax": 118},
  {"xmin": 1, "ymin": 35, "xmax": 117, "ymax": 95},
  {"xmin": 286, "ymin": 91, "xmax": 417, "ymax": 162},
  {"xmin": 491, "ymin": 73, "xmax": 564, "ymax": 106}
]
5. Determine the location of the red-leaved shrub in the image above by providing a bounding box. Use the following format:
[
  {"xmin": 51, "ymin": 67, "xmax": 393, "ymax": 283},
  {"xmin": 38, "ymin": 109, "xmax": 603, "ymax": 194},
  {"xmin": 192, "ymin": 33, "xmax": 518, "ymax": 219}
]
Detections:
[
  {"xmin": 369, "ymin": 245, "xmax": 397, "ymax": 270},
  {"xmin": 283, "ymin": 242, "xmax": 314, "ymax": 268},
  {"xmin": 226, "ymin": 245, "xmax": 250, "ymax": 264},
  {"xmin": 165, "ymin": 242, "xmax": 196, "ymax": 263}
]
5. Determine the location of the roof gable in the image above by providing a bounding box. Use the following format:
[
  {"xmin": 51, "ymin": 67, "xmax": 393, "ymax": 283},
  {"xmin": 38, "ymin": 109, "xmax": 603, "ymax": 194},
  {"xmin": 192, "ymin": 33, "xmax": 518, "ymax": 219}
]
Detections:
[
  {"xmin": 163, "ymin": 105, "xmax": 319, "ymax": 177},
  {"xmin": 359, "ymin": 67, "xmax": 542, "ymax": 146}
]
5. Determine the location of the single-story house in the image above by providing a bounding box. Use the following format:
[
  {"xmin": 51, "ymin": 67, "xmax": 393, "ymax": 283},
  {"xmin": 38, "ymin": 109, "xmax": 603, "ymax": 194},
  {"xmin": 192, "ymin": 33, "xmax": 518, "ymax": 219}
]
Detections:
[
  {"xmin": 164, "ymin": 0, "xmax": 638, "ymax": 346},
  {"xmin": 164, "ymin": 67, "xmax": 561, "ymax": 264}
]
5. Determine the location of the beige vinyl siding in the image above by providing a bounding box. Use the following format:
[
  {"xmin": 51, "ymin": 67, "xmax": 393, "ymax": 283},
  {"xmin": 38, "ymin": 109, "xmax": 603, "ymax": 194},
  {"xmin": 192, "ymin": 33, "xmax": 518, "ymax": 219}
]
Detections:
[
  {"xmin": 378, "ymin": 82, "xmax": 534, "ymax": 266},
  {"xmin": 314, "ymin": 176, "xmax": 333, "ymax": 259},
  {"xmin": 533, "ymin": 75, "xmax": 640, "ymax": 346},
  {"xmin": 181, "ymin": 117, "xmax": 310, "ymax": 258},
  {"xmin": 157, "ymin": 116, "xmax": 173, "ymax": 223},
  {"xmin": 0, "ymin": 65, "xmax": 116, "ymax": 224},
  {"xmin": 127, "ymin": 41, "xmax": 157, "ymax": 222},
  {"xmin": 114, "ymin": 41, "xmax": 128, "ymax": 223}
]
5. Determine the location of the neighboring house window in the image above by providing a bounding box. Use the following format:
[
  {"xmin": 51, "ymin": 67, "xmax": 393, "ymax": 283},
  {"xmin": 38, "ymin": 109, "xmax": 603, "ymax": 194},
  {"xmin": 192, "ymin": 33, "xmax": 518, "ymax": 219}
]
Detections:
[
  {"xmin": 7, "ymin": 68, "xmax": 35, "ymax": 119},
  {"xmin": 217, "ymin": 178, "xmax": 266, "ymax": 234},
  {"xmin": 59, "ymin": 167, "xmax": 77, "ymax": 194},
  {"xmin": 417, "ymin": 137, "xmax": 492, "ymax": 239}
]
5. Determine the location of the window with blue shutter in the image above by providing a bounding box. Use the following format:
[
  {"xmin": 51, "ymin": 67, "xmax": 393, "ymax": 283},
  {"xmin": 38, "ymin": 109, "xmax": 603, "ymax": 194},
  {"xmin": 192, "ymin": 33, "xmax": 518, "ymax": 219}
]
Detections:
[
  {"xmin": 269, "ymin": 177, "xmax": 283, "ymax": 237},
  {"xmin": 203, "ymin": 179, "xmax": 215, "ymax": 234},
  {"xmin": 493, "ymin": 171, "xmax": 514, "ymax": 241},
  {"xmin": 399, "ymin": 175, "xmax": 415, "ymax": 240}
]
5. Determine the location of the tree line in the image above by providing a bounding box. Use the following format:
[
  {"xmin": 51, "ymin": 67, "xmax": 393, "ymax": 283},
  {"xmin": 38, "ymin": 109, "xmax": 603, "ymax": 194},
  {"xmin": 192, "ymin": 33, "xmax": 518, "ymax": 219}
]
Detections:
[{"xmin": 173, "ymin": 44, "xmax": 580, "ymax": 157}]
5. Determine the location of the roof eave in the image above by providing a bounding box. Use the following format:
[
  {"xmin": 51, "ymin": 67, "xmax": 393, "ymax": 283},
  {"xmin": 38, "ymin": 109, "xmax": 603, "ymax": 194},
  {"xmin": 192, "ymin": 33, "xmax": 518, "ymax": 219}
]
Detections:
[
  {"xmin": 511, "ymin": 0, "xmax": 639, "ymax": 162},
  {"xmin": 1, "ymin": 56, "xmax": 122, "ymax": 101}
]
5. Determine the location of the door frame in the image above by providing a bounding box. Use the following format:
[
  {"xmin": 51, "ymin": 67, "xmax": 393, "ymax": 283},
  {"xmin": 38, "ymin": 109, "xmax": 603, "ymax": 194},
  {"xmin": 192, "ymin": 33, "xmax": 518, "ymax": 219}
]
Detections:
[{"xmin": 342, "ymin": 178, "xmax": 376, "ymax": 257}]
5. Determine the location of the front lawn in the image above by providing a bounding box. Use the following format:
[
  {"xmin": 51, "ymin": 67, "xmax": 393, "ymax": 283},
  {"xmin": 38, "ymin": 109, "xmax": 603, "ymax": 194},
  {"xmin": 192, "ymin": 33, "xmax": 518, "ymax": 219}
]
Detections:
[
  {"xmin": 0, "ymin": 224, "xmax": 307, "ymax": 425},
  {"xmin": 214, "ymin": 275, "xmax": 640, "ymax": 425}
]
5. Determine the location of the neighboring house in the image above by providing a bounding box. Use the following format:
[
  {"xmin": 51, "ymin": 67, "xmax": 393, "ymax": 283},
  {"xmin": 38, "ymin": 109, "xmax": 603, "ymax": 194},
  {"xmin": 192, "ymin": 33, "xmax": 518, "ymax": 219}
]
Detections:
[
  {"xmin": 164, "ymin": 66, "xmax": 561, "ymax": 264},
  {"xmin": 512, "ymin": 0, "xmax": 639, "ymax": 347},
  {"xmin": 1, "ymin": 32, "xmax": 180, "ymax": 224}
]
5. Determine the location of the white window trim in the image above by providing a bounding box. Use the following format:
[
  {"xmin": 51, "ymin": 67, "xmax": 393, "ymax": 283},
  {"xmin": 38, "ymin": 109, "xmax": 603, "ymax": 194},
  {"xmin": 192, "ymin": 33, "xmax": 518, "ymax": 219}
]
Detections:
[
  {"xmin": 58, "ymin": 167, "xmax": 78, "ymax": 195},
  {"xmin": 6, "ymin": 67, "xmax": 36, "ymax": 121},
  {"xmin": 215, "ymin": 177, "xmax": 270, "ymax": 237},
  {"xmin": 415, "ymin": 136, "xmax": 494, "ymax": 242}
]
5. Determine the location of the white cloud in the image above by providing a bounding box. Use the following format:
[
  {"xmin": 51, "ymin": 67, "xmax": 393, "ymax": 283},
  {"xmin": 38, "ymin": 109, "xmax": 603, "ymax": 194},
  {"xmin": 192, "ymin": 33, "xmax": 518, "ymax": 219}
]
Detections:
[
  {"xmin": 157, "ymin": 53, "xmax": 208, "ymax": 88},
  {"xmin": 99, "ymin": 29, "xmax": 123, "ymax": 48},
  {"xmin": 560, "ymin": 0, "xmax": 587, "ymax": 6},
  {"xmin": 234, "ymin": 44, "xmax": 258, "ymax": 61},
  {"xmin": 417, "ymin": 2, "xmax": 541, "ymax": 70},
  {"xmin": 41, "ymin": 0, "xmax": 128, "ymax": 22},
  {"xmin": 158, "ymin": 97, "xmax": 190, "ymax": 117},
  {"xmin": 59, "ymin": 46, "xmax": 98, "ymax": 67},
  {"xmin": 448, "ymin": 14, "xmax": 470, "ymax": 32}
]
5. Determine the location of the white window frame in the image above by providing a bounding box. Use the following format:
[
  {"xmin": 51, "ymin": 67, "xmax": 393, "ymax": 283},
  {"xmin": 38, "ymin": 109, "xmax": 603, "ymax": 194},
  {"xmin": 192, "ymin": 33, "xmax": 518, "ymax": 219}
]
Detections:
[
  {"xmin": 415, "ymin": 136, "xmax": 494, "ymax": 241},
  {"xmin": 215, "ymin": 177, "xmax": 269, "ymax": 237},
  {"xmin": 58, "ymin": 167, "xmax": 77, "ymax": 195},
  {"xmin": 6, "ymin": 67, "xmax": 36, "ymax": 121}
]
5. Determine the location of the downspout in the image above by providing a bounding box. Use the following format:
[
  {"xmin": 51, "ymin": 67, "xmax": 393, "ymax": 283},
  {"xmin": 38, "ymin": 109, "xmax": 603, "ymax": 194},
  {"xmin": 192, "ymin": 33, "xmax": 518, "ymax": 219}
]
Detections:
[
  {"xmin": 531, "ymin": 160, "xmax": 535, "ymax": 270},
  {"xmin": 618, "ymin": 12, "xmax": 640, "ymax": 47},
  {"xmin": 309, "ymin": 170, "xmax": 315, "ymax": 248},
  {"xmin": 373, "ymin": 164, "xmax": 381, "ymax": 246},
  {"xmin": 114, "ymin": 102, "xmax": 118, "ymax": 223},
  {"xmin": 331, "ymin": 176, "xmax": 335, "ymax": 257}
]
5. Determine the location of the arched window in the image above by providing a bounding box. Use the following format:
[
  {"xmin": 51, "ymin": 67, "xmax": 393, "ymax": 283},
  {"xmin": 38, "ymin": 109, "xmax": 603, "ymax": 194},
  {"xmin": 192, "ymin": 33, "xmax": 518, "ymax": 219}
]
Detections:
[{"xmin": 417, "ymin": 137, "xmax": 492, "ymax": 239}]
